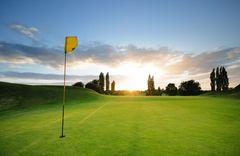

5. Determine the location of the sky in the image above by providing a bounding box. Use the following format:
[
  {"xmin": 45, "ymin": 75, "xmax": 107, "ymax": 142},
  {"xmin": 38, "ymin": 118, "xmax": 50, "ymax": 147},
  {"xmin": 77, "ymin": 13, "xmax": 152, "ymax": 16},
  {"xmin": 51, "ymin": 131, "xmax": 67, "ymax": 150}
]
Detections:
[{"xmin": 0, "ymin": 0, "xmax": 240, "ymax": 90}]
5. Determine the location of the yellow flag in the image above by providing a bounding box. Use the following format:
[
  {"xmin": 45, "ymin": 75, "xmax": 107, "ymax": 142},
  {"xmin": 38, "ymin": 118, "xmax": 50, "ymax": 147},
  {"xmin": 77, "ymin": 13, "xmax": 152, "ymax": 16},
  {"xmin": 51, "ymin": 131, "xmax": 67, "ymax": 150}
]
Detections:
[{"xmin": 65, "ymin": 36, "xmax": 78, "ymax": 53}]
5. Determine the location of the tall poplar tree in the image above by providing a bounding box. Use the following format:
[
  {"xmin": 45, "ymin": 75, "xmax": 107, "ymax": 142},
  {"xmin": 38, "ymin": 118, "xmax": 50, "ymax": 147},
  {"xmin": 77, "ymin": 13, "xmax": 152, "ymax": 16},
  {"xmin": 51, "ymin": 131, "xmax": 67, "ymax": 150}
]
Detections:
[
  {"xmin": 216, "ymin": 67, "xmax": 221, "ymax": 91},
  {"xmin": 106, "ymin": 72, "xmax": 110, "ymax": 91},
  {"xmin": 210, "ymin": 66, "xmax": 229, "ymax": 92},
  {"xmin": 111, "ymin": 80, "xmax": 115, "ymax": 92},
  {"xmin": 219, "ymin": 66, "xmax": 224, "ymax": 90},
  {"xmin": 210, "ymin": 68, "xmax": 215, "ymax": 91},
  {"xmin": 147, "ymin": 74, "xmax": 155, "ymax": 95},
  {"xmin": 99, "ymin": 72, "xmax": 104, "ymax": 93},
  {"xmin": 222, "ymin": 67, "xmax": 229, "ymax": 91}
]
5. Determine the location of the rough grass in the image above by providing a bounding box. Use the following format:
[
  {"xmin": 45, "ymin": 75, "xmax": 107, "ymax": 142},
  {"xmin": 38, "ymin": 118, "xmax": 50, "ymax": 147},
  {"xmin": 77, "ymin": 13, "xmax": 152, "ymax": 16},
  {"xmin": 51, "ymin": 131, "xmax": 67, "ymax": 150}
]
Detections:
[{"xmin": 0, "ymin": 82, "xmax": 240, "ymax": 156}]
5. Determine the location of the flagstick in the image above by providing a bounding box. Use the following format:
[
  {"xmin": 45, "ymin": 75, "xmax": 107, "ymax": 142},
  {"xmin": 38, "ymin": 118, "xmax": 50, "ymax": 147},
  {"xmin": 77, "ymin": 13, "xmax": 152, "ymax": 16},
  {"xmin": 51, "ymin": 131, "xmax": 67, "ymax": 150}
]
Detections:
[{"xmin": 60, "ymin": 51, "xmax": 67, "ymax": 138}]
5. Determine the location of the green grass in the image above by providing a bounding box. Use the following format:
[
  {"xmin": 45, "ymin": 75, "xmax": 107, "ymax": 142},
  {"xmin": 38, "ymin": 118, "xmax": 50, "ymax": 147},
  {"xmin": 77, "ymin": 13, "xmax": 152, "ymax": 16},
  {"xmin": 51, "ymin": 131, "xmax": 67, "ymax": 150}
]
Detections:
[{"xmin": 0, "ymin": 82, "xmax": 240, "ymax": 156}]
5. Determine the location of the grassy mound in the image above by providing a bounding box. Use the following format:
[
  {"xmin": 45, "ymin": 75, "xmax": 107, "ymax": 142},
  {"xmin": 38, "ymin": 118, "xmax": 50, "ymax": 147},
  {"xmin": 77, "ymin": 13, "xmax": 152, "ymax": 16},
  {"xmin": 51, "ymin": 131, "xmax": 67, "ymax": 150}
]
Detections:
[
  {"xmin": 203, "ymin": 87, "xmax": 240, "ymax": 99},
  {"xmin": 0, "ymin": 82, "xmax": 100, "ymax": 111}
]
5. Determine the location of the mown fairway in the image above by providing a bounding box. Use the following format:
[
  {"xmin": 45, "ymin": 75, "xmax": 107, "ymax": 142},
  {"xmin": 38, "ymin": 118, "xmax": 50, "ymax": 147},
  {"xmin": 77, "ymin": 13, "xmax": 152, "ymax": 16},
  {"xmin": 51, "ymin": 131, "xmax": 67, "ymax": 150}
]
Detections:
[{"xmin": 0, "ymin": 83, "xmax": 240, "ymax": 156}]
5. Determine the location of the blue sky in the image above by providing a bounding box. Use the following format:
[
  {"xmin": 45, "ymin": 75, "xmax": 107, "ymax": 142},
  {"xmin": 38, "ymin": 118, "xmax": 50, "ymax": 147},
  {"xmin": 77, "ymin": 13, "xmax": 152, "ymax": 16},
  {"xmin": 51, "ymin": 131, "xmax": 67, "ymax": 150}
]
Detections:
[
  {"xmin": 1, "ymin": 0, "xmax": 240, "ymax": 51},
  {"xmin": 0, "ymin": 0, "xmax": 240, "ymax": 90}
]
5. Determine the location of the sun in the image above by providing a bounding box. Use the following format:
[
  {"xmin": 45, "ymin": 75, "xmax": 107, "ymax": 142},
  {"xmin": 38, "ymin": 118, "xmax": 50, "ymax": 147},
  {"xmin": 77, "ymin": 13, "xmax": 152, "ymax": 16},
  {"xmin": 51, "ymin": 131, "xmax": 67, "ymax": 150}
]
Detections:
[
  {"xmin": 120, "ymin": 75, "xmax": 146, "ymax": 90},
  {"xmin": 114, "ymin": 62, "xmax": 166, "ymax": 90}
]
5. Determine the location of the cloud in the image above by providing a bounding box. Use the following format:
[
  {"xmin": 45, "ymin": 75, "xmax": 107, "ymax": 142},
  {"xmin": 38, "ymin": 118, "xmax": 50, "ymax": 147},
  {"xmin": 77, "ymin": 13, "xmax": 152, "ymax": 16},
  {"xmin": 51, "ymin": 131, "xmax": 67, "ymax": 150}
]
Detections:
[
  {"xmin": 0, "ymin": 41, "xmax": 182, "ymax": 69},
  {"xmin": 9, "ymin": 24, "xmax": 39, "ymax": 40},
  {"xmin": 227, "ymin": 48, "xmax": 240, "ymax": 59},
  {"xmin": 167, "ymin": 47, "xmax": 240, "ymax": 75},
  {"xmin": 0, "ymin": 41, "xmax": 239, "ymax": 89},
  {"xmin": 0, "ymin": 42, "xmax": 63, "ymax": 68},
  {"xmin": 1, "ymin": 41, "xmax": 240, "ymax": 69}
]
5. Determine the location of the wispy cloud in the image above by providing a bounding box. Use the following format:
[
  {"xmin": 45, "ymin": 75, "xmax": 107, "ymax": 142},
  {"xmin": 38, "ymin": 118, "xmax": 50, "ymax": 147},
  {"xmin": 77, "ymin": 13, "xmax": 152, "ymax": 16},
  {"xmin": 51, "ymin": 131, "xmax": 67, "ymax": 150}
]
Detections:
[
  {"xmin": 0, "ymin": 71, "xmax": 95, "ymax": 81},
  {"xmin": 9, "ymin": 24, "xmax": 39, "ymax": 40},
  {"xmin": 0, "ymin": 71, "xmax": 127, "ymax": 86}
]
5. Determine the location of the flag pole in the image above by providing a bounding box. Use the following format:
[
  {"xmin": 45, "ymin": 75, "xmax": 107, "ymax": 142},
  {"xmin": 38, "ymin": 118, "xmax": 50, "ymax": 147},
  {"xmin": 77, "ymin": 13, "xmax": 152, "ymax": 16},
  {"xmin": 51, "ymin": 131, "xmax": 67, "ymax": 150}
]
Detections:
[
  {"xmin": 60, "ymin": 50, "xmax": 67, "ymax": 138},
  {"xmin": 60, "ymin": 36, "xmax": 77, "ymax": 138}
]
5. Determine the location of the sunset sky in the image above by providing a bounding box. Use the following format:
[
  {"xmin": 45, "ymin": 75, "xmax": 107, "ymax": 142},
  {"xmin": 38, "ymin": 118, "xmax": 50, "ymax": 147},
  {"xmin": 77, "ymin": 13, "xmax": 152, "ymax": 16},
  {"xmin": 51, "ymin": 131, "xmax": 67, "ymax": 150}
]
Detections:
[{"xmin": 0, "ymin": 0, "xmax": 240, "ymax": 90}]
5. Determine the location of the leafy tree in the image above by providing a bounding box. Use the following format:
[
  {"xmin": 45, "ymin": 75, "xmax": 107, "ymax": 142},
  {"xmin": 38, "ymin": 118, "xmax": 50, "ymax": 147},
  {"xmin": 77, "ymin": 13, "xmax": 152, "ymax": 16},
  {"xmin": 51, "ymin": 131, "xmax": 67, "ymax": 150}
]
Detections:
[
  {"xmin": 155, "ymin": 86, "xmax": 162, "ymax": 96},
  {"xmin": 72, "ymin": 82, "xmax": 84, "ymax": 87},
  {"xmin": 210, "ymin": 68, "xmax": 215, "ymax": 91},
  {"xmin": 111, "ymin": 80, "xmax": 115, "ymax": 92},
  {"xmin": 106, "ymin": 72, "xmax": 110, "ymax": 91},
  {"xmin": 179, "ymin": 80, "xmax": 201, "ymax": 95},
  {"xmin": 165, "ymin": 83, "xmax": 178, "ymax": 96},
  {"xmin": 99, "ymin": 72, "xmax": 104, "ymax": 93},
  {"xmin": 85, "ymin": 79, "xmax": 100, "ymax": 93}
]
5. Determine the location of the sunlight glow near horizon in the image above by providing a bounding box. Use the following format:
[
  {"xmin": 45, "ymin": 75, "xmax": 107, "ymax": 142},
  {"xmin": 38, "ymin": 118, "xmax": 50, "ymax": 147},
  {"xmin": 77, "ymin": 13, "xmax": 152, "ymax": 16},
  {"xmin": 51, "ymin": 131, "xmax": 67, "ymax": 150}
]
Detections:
[
  {"xmin": 114, "ymin": 62, "xmax": 166, "ymax": 90},
  {"xmin": 66, "ymin": 61, "xmax": 168, "ymax": 90}
]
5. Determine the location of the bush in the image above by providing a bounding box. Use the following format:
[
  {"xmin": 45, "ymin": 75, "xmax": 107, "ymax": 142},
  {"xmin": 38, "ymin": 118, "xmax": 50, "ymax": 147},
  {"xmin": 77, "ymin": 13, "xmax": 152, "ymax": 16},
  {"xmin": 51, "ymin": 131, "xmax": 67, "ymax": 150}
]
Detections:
[
  {"xmin": 72, "ymin": 82, "xmax": 84, "ymax": 87},
  {"xmin": 85, "ymin": 79, "xmax": 100, "ymax": 93}
]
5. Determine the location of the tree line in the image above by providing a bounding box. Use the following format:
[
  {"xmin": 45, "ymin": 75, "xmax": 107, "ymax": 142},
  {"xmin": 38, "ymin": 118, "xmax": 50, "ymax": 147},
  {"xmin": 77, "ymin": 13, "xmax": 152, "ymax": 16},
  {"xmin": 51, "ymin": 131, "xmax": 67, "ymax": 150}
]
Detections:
[
  {"xmin": 73, "ymin": 72, "xmax": 116, "ymax": 94},
  {"xmin": 147, "ymin": 74, "xmax": 202, "ymax": 96},
  {"xmin": 73, "ymin": 66, "xmax": 230, "ymax": 96},
  {"xmin": 146, "ymin": 66, "xmax": 230, "ymax": 96},
  {"xmin": 210, "ymin": 66, "xmax": 229, "ymax": 91}
]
